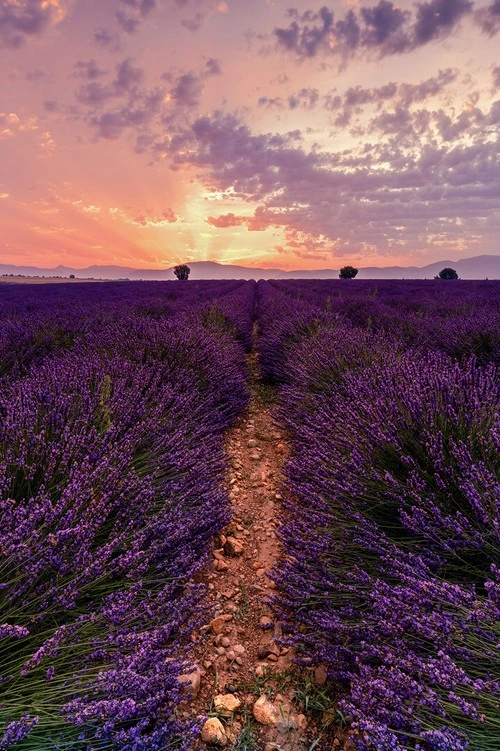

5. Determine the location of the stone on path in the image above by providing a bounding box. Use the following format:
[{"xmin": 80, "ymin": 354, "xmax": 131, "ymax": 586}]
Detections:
[
  {"xmin": 252, "ymin": 695, "xmax": 280, "ymax": 725},
  {"xmin": 214, "ymin": 693, "xmax": 242, "ymax": 716},
  {"xmin": 201, "ymin": 717, "xmax": 228, "ymax": 746},
  {"xmin": 224, "ymin": 536, "xmax": 244, "ymax": 556},
  {"xmin": 178, "ymin": 664, "xmax": 201, "ymax": 698}
]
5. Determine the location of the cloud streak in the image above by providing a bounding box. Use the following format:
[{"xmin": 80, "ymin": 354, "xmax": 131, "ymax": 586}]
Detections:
[
  {"xmin": 0, "ymin": 0, "xmax": 67, "ymax": 48},
  {"xmin": 273, "ymin": 0, "xmax": 495, "ymax": 62}
]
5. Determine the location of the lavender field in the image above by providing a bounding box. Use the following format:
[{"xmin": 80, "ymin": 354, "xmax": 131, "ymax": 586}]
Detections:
[{"xmin": 1, "ymin": 279, "xmax": 499, "ymax": 751}]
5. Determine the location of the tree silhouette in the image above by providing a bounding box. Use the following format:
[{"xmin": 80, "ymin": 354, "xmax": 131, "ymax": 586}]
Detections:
[
  {"xmin": 339, "ymin": 265, "xmax": 358, "ymax": 279},
  {"xmin": 174, "ymin": 264, "xmax": 191, "ymax": 280},
  {"xmin": 437, "ymin": 267, "xmax": 459, "ymax": 280}
]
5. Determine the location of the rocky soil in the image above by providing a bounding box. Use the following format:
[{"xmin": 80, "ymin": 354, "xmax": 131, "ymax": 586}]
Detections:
[{"xmin": 181, "ymin": 350, "xmax": 350, "ymax": 751}]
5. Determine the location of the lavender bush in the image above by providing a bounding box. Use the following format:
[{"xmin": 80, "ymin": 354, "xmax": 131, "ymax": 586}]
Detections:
[
  {"xmin": 0, "ymin": 282, "xmax": 252, "ymax": 748},
  {"xmin": 261, "ymin": 280, "xmax": 500, "ymax": 751}
]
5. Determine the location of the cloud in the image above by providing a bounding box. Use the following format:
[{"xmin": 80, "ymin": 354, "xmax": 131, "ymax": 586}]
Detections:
[
  {"xmin": 0, "ymin": 0, "xmax": 67, "ymax": 48},
  {"xmin": 259, "ymin": 87, "xmax": 320, "ymax": 111},
  {"xmin": 181, "ymin": 11, "xmax": 204, "ymax": 31},
  {"xmin": 165, "ymin": 60, "xmax": 221, "ymax": 109},
  {"xmin": 493, "ymin": 66, "xmax": 500, "ymax": 89},
  {"xmin": 89, "ymin": 89, "xmax": 164, "ymax": 139},
  {"xmin": 474, "ymin": 0, "xmax": 500, "ymax": 35},
  {"xmin": 170, "ymin": 71, "xmax": 205, "ymax": 107},
  {"xmin": 76, "ymin": 57, "xmax": 144, "ymax": 106},
  {"xmin": 325, "ymin": 68, "xmax": 457, "ymax": 126},
  {"xmin": 130, "ymin": 209, "xmax": 177, "ymax": 226},
  {"xmin": 205, "ymin": 57, "xmax": 221, "ymax": 76},
  {"xmin": 93, "ymin": 27, "xmax": 120, "ymax": 49},
  {"xmin": 107, "ymin": 206, "xmax": 178, "ymax": 226},
  {"xmin": 413, "ymin": 0, "xmax": 472, "ymax": 45},
  {"xmin": 158, "ymin": 104, "xmax": 500, "ymax": 259},
  {"xmin": 25, "ymin": 68, "xmax": 48, "ymax": 82},
  {"xmin": 273, "ymin": 0, "xmax": 492, "ymax": 62},
  {"xmin": 43, "ymin": 99, "xmax": 59, "ymax": 112},
  {"xmin": 206, "ymin": 212, "xmax": 246, "ymax": 228},
  {"xmin": 115, "ymin": 0, "xmax": 156, "ymax": 33},
  {"xmin": 75, "ymin": 55, "xmax": 217, "ymax": 144},
  {"xmin": 73, "ymin": 60, "xmax": 107, "ymax": 80},
  {"xmin": 0, "ymin": 111, "xmax": 37, "ymax": 137}
]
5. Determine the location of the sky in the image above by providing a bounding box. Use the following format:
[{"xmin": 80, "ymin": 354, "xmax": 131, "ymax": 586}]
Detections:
[{"xmin": 0, "ymin": 0, "xmax": 499, "ymax": 271}]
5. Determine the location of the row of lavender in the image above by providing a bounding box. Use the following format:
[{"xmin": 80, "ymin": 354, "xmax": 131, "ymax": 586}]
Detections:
[
  {"xmin": 269, "ymin": 279, "xmax": 499, "ymax": 365},
  {"xmin": 257, "ymin": 281, "xmax": 500, "ymax": 751},
  {"xmin": 0, "ymin": 280, "xmax": 249, "ymax": 379},
  {"xmin": 0, "ymin": 281, "xmax": 255, "ymax": 749}
]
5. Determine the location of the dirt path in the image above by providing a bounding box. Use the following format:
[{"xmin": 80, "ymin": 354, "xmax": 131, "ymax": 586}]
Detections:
[{"xmin": 183, "ymin": 344, "xmax": 320, "ymax": 750}]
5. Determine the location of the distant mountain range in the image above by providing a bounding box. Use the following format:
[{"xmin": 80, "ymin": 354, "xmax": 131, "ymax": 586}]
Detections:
[{"xmin": 1, "ymin": 255, "xmax": 499, "ymax": 281}]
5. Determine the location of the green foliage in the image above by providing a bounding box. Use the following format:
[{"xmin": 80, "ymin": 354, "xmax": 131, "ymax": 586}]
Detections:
[
  {"xmin": 339, "ymin": 265, "xmax": 358, "ymax": 279},
  {"xmin": 437, "ymin": 267, "xmax": 459, "ymax": 279},
  {"xmin": 173, "ymin": 264, "xmax": 190, "ymax": 280}
]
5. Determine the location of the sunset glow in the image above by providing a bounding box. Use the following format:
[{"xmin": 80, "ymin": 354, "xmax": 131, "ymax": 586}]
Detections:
[{"xmin": 0, "ymin": 0, "xmax": 499, "ymax": 271}]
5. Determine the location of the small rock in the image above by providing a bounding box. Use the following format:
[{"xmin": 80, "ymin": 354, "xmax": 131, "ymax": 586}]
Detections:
[
  {"xmin": 214, "ymin": 558, "xmax": 229, "ymax": 572},
  {"xmin": 314, "ymin": 664, "xmax": 328, "ymax": 687},
  {"xmin": 178, "ymin": 665, "xmax": 201, "ymax": 698},
  {"xmin": 200, "ymin": 717, "xmax": 227, "ymax": 746},
  {"xmin": 216, "ymin": 646, "xmax": 226, "ymax": 656},
  {"xmin": 296, "ymin": 714, "xmax": 308, "ymax": 731},
  {"xmin": 259, "ymin": 616, "xmax": 273, "ymax": 628},
  {"xmin": 210, "ymin": 617, "xmax": 226, "ymax": 635},
  {"xmin": 214, "ymin": 693, "xmax": 242, "ymax": 716},
  {"xmin": 257, "ymin": 634, "xmax": 279, "ymax": 659},
  {"xmin": 254, "ymin": 664, "xmax": 265, "ymax": 677},
  {"xmin": 233, "ymin": 644, "xmax": 245, "ymax": 655},
  {"xmin": 267, "ymin": 653, "xmax": 278, "ymax": 662},
  {"xmin": 276, "ymin": 443, "xmax": 285, "ymax": 452},
  {"xmin": 226, "ymin": 650, "xmax": 236, "ymax": 661},
  {"xmin": 247, "ymin": 439, "xmax": 258, "ymax": 448},
  {"xmin": 224, "ymin": 537, "xmax": 244, "ymax": 557},
  {"xmin": 220, "ymin": 637, "xmax": 230, "ymax": 648},
  {"xmin": 235, "ymin": 656, "xmax": 243, "ymax": 665},
  {"xmin": 249, "ymin": 451, "xmax": 261, "ymax": 461},
  {"xmin": 276, "ymin": 714, "xmax": 298, "ymax": 733},
  {"xmin": 209, "ymin": 614, "xmax": 232, "ymax": 634},
  {"xmin": 253, "ymin": 695, "xmax": 279, "ymax": 725}
]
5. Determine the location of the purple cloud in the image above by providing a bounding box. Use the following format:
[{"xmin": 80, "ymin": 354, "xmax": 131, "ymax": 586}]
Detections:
[
  {"xmin": 115, "ymin": 0, "xmax": 156, "ymax": 33},
  {"xmin": 0, "ymin": 0, "xmax": 64, "ymax": 48},
  {"xmin": 76, "ymin": 58, "xmax": 144, "ymax": 106},
  {"xmin": 273, "ymin": 0, "xmax": 493, "ymax": 62},
  {"xmin": 413, "ymin": 0, "xmax": 472, "ymax": 45},
  {"xmin": 156, "ymin": 102, "xmax": 500, "ymax": 258},
  {"xmin": 325, "ymin": 68, "xmax": 457, "ymax": 126},
  {"xmin": 206, "ymin": 213, "xmax": 246, "ymax": 228},
  {"xmin": 93, "ymin": 27, "xmax": 119, "ymax": 49},
  {"xmin": 181, "ymin": 11, "xmax": 204, "ymax": 31},
  {"xmin": 474, "ymin": 0, "xmax": 500, "ymax": 35},
  {"xmin": 73, "ymin": 60, "xmax": 107, "ymax": 80},
  {"xmin": 43, "ymin": 99, "xmax": 59, "ymax": 112}
]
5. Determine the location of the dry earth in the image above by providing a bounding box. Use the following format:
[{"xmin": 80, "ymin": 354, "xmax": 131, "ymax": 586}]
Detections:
[{"xmin": 181, "ymin": 348, "xmax": 351, "ymax": 751}]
